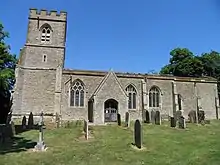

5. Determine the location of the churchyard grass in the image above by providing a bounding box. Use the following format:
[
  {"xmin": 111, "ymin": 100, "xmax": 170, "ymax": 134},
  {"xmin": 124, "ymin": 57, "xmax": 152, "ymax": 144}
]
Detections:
[{"xmin": 1, "ymin": 120, "xmax": 220, "ymax": 165}]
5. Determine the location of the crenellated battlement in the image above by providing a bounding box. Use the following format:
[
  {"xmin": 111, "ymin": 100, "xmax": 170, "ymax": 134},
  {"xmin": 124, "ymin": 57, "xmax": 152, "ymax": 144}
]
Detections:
[{"xmin": 29, "ymin": 8, "xmax": 67, "ymax": 21}]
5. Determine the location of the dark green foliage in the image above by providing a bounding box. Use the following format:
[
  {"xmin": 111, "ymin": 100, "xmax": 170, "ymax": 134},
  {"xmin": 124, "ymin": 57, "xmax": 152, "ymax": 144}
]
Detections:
[
  {"xmin": 160, "ymin": 48, "xmax": 220, "ymax": 95},
  {"xmin": 0, "ymin": 22, "xmax": 17, "ymax": 124}
]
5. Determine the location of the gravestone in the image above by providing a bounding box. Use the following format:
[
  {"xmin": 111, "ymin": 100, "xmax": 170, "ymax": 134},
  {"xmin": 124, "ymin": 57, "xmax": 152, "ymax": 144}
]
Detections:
[
  {"xmin": 155, "ymin": 111, "xmax": 161, "ymax": 125},
  {"xmin": 134, "ymin": 119, "xmax": 142, "ymax": 149},
  {"xmin": 117, "ymin": 114, "xmax": 121, "ymax": 126},
  {"xmin": 151, "ymin": 110, "xmax": 156, "ymax": 124},
  {"xmin": 170, "ymin": 117, "xmax": 176, "ymax": 127},
  {"xmin": 145, "ymin": 110, "xmax": 150, "ymax": 123},
  {"xmin": 28, "ymin": 112, "xmax": 34, "ymax": 129},
  {"xmin": 188, "ymin": 110, "xmax": 196, "ymax": 123},
  {"xmin": 6, "ymin": 111, "xmax": 12, "ymax": 125},
  {"xmin": 22, "ymin": 116, "xmax": 27, "ymax": 130},
  {"xmin": 55, "ymin": 113, "xmax": 60, "ymax": 128},
  {"xmin": 7, "ymin": 121, "xmax": 16, "ymax": 138},
  {"xmin": 125, "ymin": 112, "xmax": 130, "ymax": 127},
  {"xmin": 34, "ymin": 112, "xmax": 46, "ymax": 151},
  {"xmin": 178, "ymin": 116, "xmax": 186, "ymax": 129},
  {"xmin": 198, "ymin": 110, "xmax": 205, "ymax": 123},
  {"xmin": 176, "ymin": 111, "xmax": 182, "ymax": 121},
  {"xmin": 84, "ymin": 120, "xmax": 88, "ymax": 140},
  {"xmin": 10, "ymin": 121, "xmax": 16, "ymax": 136}
]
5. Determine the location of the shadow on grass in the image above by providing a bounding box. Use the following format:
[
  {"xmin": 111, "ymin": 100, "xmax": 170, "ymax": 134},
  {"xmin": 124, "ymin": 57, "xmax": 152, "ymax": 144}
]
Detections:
[
  {"xmin": 15, "ymin": 125, "xmax": 39, "ymax": 135},
  {"xmin": 0, "ymin": 136, "xmax": 37, "ymax": 155}
]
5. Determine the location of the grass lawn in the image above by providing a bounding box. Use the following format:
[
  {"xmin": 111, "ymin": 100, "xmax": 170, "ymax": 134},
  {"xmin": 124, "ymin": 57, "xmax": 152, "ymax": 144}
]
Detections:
[{"xmin": 1, "ymin": 120, "xmax": 220, "ymax": 165}]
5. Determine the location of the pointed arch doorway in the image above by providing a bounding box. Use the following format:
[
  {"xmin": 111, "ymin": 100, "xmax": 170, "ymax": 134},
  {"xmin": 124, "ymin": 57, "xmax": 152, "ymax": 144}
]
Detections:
[{"xmin": 104, "ymin": 99, "xmax": 118, "ymax": 122}]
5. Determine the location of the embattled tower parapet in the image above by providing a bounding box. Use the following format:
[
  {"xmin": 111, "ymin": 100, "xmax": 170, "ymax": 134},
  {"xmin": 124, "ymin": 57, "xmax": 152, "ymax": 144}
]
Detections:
[{"xmin": 29, "ymin": 8, "xmax": 67, "ymax": 22}]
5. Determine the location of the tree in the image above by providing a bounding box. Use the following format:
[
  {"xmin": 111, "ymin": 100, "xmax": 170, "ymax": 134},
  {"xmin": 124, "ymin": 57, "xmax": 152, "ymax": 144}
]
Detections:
[
  {"xmin": 0, "ymin": 22, "xmax": 17, "ymax": 123},
  {"xmin": 160, "ymin": 47, "xmax": 220, "ymax": 95},
  {"xmin": 160, "ymin": 48, "xmax": 204, "ymax": 77}
]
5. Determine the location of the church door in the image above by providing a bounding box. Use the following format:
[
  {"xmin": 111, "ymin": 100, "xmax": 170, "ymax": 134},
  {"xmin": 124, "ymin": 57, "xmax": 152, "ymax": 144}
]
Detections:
[{"xmin": 104, "ymin": 99, "xmax": 118, "ymax": 122}]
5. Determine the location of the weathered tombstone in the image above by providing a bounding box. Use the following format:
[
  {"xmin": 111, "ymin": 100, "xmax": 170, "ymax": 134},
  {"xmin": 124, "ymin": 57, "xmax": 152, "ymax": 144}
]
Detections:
[
  {"xmin": 117, "ymin": 114, "xmax": 121, "ymax": 126},
  {"xmin": 145, "ymin": 110, "xmax": 150, "ymax": 123},
  {"xmin": 178, "ymin": 116, "xmax": 186, "ymax": 129},
  {"xmin": 170, "ymin": 117, "xmax": 176, "ymax": 127},
  {"xmin": 28, "ymin": 112, "xmax": 34, "ymax": 129},
  {"xmin": 34, "ymin": 112, "xmax": 46, "ymax": 151},
  {"xmin": 155, "ymin": 111, "xmax": 161, "ymax": 125},
  {"xmin": 176, "ymin": 110, "xmax": 182, "ymax": 121},
  {"xmin": 22, "ymin": 116, "xmax": 27, "ymax": 130},
  {"xmin": 55, "ymin": 113, "xmax": 60, "ymax": 128},
  {"xmin": 7, "ymin": 121, "xmax": 16, "ymax": 138},
  {"xmin": 125, "ymin": 112, "xmax": 130, "ymax": 127},
  {"xmin": 151, "ymin": 110, "xmax": 156, "ymax": 124},
  {"xmin": 134, "ymin": 119, "xmax": 142, "ymax": 149},
  {"xmin": 198, "ymin": 110, "xmax": 205, "ymax": 124},
  {"xmin": 84, "ymin": 120, "xmax": 88, "ymax": 140},
  {"xmin": 188, "ymin": 110, "xmax": 196, "ymax": 123},
  {"xmin": 10, "ymin": 121, "xmax": 16, "ymax": 136}
]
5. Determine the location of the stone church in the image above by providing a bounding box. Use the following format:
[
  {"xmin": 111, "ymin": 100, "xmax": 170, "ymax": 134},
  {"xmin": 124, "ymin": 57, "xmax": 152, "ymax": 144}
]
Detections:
[{"xmin": 12, "ymin": 8, "xmax": 219, "ymax": 124}]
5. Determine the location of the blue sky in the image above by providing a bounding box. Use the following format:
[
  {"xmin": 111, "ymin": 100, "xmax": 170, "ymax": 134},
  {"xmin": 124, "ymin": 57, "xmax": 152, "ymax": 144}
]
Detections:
[{"xmin": 1, "ymin": 0, "xmax": 220, "ymax": 73}]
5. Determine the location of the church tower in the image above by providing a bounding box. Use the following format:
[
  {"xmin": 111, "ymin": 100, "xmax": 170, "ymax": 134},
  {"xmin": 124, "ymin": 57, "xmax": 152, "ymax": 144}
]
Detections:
[{"xmin": 12, "ymin": 9, "xmax": 67, "ymax": 116}]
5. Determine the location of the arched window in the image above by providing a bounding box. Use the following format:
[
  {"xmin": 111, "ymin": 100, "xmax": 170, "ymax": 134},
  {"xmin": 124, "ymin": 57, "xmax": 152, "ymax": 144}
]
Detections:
[
  {"xmin": 70, "ymin": 80, "xmax": 85, "ymax": 107},
  {"xmin": 40, "ymin": 24, "xmax": 52, "ymax": 43},
  {"xmin": 149, "ymin": 86, "xmax": 160, "ymax": 107},
  {"xmin": 126, "ymin": 85, "xmax": 137, "ymax": 109}
]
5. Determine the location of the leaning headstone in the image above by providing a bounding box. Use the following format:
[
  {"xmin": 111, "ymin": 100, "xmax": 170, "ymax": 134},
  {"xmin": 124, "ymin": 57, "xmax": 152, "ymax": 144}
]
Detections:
[
  {"xmin": 170, "ymin": 117, "xmax": 176, "ymax": 127},
  {"xmin": 178, "ymin": 116, "xmax": 186, "ymax": 129},
  {"xmin": 134, "ymin": 119, "xmax": 142, "ymax": 149},
  {"xmin": 34, "ymin": 112, "xmax": 47, "ymax": 151},
  {"xmin": 145, "ymin": 110, "xmax": 150, "ymax": 123},
  {"xmin": 151, "ymin": 110, "xmax": 156, "ymax": 124},
  {"xmin": 125, "ymin": 112, "xmax": 130, "ymax": 127},
  {"xmin": 155, "ymin": 111, "xmax": 161, "ymax": 125},
  {"xmin": 22, "ymin": 116, "xmax": 27, "ymax": 130},
  {"xmin": 83, "ymin": 120, "xmax": 88, "ymax": 140},
  {"xmin": 28, "ymin": 112, "xmax": 34, "ymax": 129},
  {"xmin": 117, "ymin": 114, "xmax": 121, "ymax": 126}
]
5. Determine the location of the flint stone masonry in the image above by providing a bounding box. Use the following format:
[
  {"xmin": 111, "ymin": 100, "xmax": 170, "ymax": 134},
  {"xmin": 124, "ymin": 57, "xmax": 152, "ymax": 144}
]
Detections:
[{"xmin": 12, "ymin": 8, "xmax": 219, "ymax": 125}]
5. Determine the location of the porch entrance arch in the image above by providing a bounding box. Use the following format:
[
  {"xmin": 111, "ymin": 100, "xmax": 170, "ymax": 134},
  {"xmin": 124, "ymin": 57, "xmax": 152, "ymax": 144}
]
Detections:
[{"xmin": 104, "ymin": 99, "xmax": 118, "ymax": 122}]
